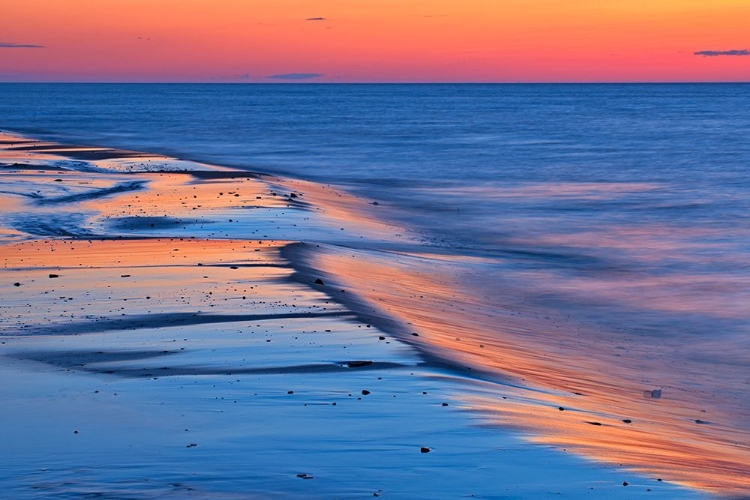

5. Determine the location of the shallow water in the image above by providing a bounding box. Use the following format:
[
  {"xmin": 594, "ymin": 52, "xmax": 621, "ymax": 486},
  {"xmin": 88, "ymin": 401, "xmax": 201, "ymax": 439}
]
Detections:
[{"xmin": 2, "ymin": 83, "xmax": 749, "ymax": 494}]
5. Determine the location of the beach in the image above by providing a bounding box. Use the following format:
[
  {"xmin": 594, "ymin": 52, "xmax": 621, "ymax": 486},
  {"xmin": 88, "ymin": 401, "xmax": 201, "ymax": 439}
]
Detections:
[{"xmin": 0, "ymin": 130, "xmax": 722, "ymax": 498}]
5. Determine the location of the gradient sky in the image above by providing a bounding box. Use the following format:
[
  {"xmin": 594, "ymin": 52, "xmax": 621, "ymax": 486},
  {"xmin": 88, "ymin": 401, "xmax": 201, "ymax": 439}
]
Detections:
[{"xmin": 1, "ymin": 0, "xmax": 749, "ymax": 82}]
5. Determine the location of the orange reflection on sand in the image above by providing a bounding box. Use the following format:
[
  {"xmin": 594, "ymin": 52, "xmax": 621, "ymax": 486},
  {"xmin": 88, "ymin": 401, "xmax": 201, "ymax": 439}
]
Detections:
[
  {"xmin": 466, "ymin": 395, "xmax": 750, "ymax": 493},
  {"xmin": 92, "ymin": 172, "xmax": 291, "ymax": 219},
  {"xmin": 307, "ymin": 244, "xmax": 750, "ymax": 496},
  {"xmin": 274, "ymin": 178, "xmax": 412, "ymax": 241},
  {"xmin": 0, "ymin": 238, "xmax": 287, "ymax": 269}
]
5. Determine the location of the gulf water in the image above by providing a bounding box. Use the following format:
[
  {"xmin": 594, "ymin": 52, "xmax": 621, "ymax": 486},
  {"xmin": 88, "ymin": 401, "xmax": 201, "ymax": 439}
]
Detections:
[{"xmin": 2, "ymin": 83, "xmax": 749, "ymax": 490}]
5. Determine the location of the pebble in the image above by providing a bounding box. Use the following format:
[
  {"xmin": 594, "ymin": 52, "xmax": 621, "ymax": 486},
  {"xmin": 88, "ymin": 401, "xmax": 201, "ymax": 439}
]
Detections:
[{"xmin": 347, "ymin": 361, "xmax": 373, "ymax": 368}]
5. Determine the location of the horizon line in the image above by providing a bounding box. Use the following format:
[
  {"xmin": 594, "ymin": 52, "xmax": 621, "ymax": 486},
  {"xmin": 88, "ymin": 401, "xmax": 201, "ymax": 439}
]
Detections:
[{"xmin": 1, "ymin": 81, "xmax": 749, "ymax": 85}]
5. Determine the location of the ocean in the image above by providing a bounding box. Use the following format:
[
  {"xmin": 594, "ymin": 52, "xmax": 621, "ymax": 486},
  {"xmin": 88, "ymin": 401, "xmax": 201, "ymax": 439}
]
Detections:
[{"xmin": 1, "ymin": 83, "xmax": 749, "ymax": 493}]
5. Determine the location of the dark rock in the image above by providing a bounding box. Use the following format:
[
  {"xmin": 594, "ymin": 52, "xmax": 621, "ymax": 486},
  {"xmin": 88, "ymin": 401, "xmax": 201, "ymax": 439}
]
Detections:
[
  {"xmin": 361, "ymin": 390, "xmax": 371, "ymax": 395},
  {"xmin": 411, "ymin": 332, "xmax": 419, "ymax": 337},
  {"xmin": 230, "ymin": 266, "xmax": 238, "ymax": 269},
  {"xmin": 296, "ymin": 473, "xmax": 314, "ymax": 479},
  {"xmin": 622, "ymin": 419, "xmax": 632, "ymax": 424},
  {"xmin": 558, "ymin": 407, "xmax": 565, "ymax": 411},
  {"xmin": 49, "ymin": 274, "xmax": 59, "ymax": 278},
  {"xmin": 314, "ymin": 278, "xmax": 325, "ymax": 285},
  {"xmin": 372, "ymin": 201, "xmax": 379, "ymax": 205},
  {"xmin": 420, "ymin": 447, "xmax": 431, "ymax": 453},
  {"xmin": 645, "ymin": 389, "xmax": 662, "ymax": 399},
  {"xmin": 346, "ymin": 360, "xmax": 373, "ymax": 368},
  {"xmin": 186, "ymin": 443, "xmax": 198, "ymax": 448},
  {"xmin": 13, "ymin": 282, "xmax": 20, "ymax": 287},
  {"xmin": 586, "ymin": 421, "xmax": 602, "ymax": 426},
  {"xmin": 622, "ymin": 481, "xmax": 629, "ymax": 486},
  {"xmin": 378, "ymin": 336, "xmax": 386, "ymax": 340}
]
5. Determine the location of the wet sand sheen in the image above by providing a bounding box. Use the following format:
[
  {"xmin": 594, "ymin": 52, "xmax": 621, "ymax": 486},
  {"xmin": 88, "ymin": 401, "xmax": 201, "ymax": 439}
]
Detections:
[
  {"xmin": 0, "ymin": 130, "xmax": 721, "ymax": 498},
  {"xmin": 293, "ymin": 243, "xmax": 750, "ymax": 494}
]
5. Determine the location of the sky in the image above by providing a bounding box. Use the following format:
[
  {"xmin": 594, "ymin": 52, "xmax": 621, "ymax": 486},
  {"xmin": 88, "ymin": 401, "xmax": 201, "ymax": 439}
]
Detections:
[{"xmin": 1, "ymin": 0, "xmax": 749, "ymax": 82}]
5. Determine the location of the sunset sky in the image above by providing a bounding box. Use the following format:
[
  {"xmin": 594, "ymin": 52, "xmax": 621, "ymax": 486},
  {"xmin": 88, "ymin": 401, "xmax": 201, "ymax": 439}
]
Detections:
[{"xmin": 1, "ymin": 0, "xmax": 749, "ymax": 82}]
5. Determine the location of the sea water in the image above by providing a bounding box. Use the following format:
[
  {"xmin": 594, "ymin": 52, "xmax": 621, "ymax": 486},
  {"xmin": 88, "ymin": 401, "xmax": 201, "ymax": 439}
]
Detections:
[{"xmin": 1, "ymin": 83, "xmax": 749, "ymax": 491}]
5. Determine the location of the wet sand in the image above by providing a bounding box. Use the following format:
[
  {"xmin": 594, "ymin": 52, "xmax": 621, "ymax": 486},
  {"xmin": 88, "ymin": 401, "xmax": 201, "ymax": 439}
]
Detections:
[{"xmin": 0, "ymin": 131, "xmax": 714, "ymax": 498}]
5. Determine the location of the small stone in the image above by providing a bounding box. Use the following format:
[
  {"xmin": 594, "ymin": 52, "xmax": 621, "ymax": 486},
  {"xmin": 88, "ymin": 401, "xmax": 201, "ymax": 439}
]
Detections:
[
  {"xmin": 645, "ymin": 389, "xmax": 662, "ymax": 399},
  {"xmin": 296, "ymin": 473, "xmax": 314, "ymax": 479},
  {"xmin": 13, "ymin": 282, "xmax": 20, "ymax": 287},
  {"xmin": 420, "ymin": 447, "xmax": 431, "ymax": 453},
  {"xmin": 558, "ymin": 407, "xmax": 565, "ymax": 411},
  {"xmin": 49, "ymin": 274, "xmax": 59, "ymax": 278},
  {"xmin": 287, "ymin": 390, "xmax": 294, "ymax": 394},
  {"xmin": 186, "ymin": 443, "xmax": 198, "ymax": 448},
  {"xmin": 586, "ymin": 421, "xmax": 602, "ymax": 426},
  {"xmin": 622, "ymin": 419, "xmax": 632, "ymax": 424},
  {"xmin": 411, "ymin": 332, "xmax": 419, "ymax": 337},
  {"xmin": 378, "ymin": 336, "xmax": 386, "ymax": 340},
  {"xmin": 314, "ymin": 278, "xmax": 325, "ymax": 285},
  {"xmin": 346, "ymin": 361, "xmax": 373, "ymax": 368},
  {"xmin": 622, "ymin": 481, "xmax": 629, "ymax": 486},
  {"xmin": 361, "ymin": 390, "xmax": 371, "ymax": 395}
]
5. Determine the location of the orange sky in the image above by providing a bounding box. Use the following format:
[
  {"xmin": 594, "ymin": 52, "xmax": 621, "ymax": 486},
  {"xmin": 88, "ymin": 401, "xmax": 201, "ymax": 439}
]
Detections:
[{"xmin": 1, "ymin": 0, "xmax": 749, "ymax": 82}]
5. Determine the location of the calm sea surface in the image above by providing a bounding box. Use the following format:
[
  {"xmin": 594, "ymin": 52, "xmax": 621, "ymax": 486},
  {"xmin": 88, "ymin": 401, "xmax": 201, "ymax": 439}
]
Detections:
[
  {"xmin": 2, "ymin": 83, "xmax": 748, "ymax": 335},
  {"xmin": 2, "ymin": 83, "xmax": 749, "ymax": 490}
]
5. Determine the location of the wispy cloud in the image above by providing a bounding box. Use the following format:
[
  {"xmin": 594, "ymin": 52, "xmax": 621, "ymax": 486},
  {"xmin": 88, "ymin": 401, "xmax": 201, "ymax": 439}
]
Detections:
[
  {"xmin": 694, "ymin": 49, "xmax": 750, "ymax": 57},
  {"xmin": 267, "ymin": 73, "xmax": 323, "ymax": 80},
  {"xmin": 306, "ymin": 17, "xmax": 326, "ymax": 21},
  {"xmin": 0, "ymin": 42, "xmax": 44, "ymax": 49}
]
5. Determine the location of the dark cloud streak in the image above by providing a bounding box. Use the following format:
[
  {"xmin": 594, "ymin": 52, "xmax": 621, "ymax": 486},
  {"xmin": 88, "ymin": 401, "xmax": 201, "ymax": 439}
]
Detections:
[
  {"xmin": 267, "ymin": 73, "xmax": 323, "ymax": 80},
  {"xmin": 0, "ymin": 42, "xmax": 44, "ymax": 49},
  {"xmin": 694, "ymin": 49, "xmax": 750, "ymax": 57}
]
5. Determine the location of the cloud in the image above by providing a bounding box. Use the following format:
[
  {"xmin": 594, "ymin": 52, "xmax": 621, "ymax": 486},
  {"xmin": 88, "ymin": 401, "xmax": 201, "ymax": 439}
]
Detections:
[
  {"xmin": 694, "ymin": 49, "xmax": 750, "ymax": 57},
  {"xmin": 306, "ymin": 17, "xmax": 326, "ymax": 21},
  {"xmin": 267, "ymin": 73, "xmax": 323, "ymax": 80},
  {"xmin": 0, "ymin": 42, "xmax": 44, "ymax": 48}
]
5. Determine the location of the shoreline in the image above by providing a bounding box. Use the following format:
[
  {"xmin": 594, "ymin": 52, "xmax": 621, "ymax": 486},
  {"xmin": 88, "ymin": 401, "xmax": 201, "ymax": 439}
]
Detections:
[{"xmin": 0, "ymin": 130, "xmax": 719, "ymax": 498}]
